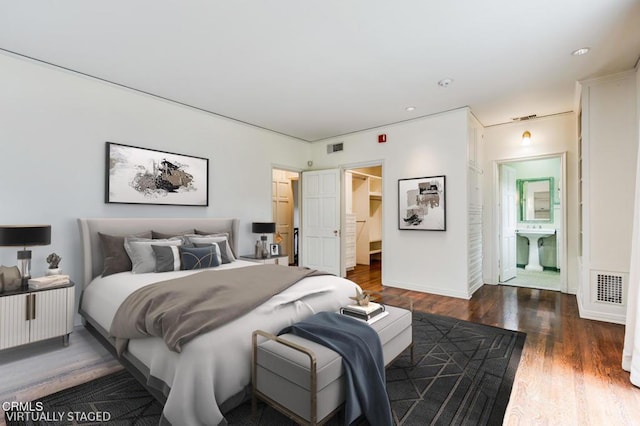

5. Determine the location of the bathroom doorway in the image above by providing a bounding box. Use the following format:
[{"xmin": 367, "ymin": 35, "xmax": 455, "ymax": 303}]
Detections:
[{"xmin": 497, "ymin": 153, "xmax": 566, "ymax": 292}]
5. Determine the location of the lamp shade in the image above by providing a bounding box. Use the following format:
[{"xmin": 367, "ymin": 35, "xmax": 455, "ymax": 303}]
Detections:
[
  {"xmin": 252, "ymin": 222, "xmax": 276, "ymax": 234},
  {"xmin": 0, "ymin": 225, "xmax": 51, "ymax": 247}
]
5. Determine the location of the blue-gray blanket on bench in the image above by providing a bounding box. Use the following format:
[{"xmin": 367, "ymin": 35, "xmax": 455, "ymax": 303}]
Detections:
[{"xmin": 279, "ymin": 311, "xmax": 392, "ymax": 426}]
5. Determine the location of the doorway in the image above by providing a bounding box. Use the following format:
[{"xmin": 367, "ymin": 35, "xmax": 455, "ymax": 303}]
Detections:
[
  {"xmin": 496, "ymin": 154, "xmax": 566, "ymax": 291},
  {"xmin": 344, "ymin": 165, "xmax": 383, "ymax": 282},
  {"xmin": 272, "ymin": 168, "xmax": 300, "ymax": 266}
]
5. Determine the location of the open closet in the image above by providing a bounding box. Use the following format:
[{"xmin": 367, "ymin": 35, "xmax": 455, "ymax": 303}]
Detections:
[{"xmin": 345, "ymin": 166, "xmax": 382, "ymax": 270}]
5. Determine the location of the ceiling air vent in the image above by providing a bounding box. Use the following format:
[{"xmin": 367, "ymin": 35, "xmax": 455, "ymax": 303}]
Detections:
[
  {"xmin": 327, "ymin": 142, "xmax": 344, "ymax": 154},
  {"xmin": 511, "ymin": 114, "xmax": 537, "ymax": 121},
  {"xmin": 592, "ymin": 271, "xmax": 625, "ymax": 305}
]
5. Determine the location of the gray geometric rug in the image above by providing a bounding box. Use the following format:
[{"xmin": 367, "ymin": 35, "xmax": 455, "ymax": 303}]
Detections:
[{"xmin": 7, "ymin": 311, "xmax": 525, "ymax": 425}]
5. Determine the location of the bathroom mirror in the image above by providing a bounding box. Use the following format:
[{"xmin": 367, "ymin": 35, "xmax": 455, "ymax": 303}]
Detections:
[{"xmin": 517, "ymin": 177, "xmax": 554, "ymax": 222}]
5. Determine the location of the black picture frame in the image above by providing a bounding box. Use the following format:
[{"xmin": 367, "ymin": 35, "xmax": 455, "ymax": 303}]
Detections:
[
  {"xmin": 105, "ymin": 142, "xmax": 209, "ymax": 206},
  {"xmin": 269, "ymin": 243, "xmax": 280, "ymax": 256},
  {"xmin": 398, "ymin": 175, "xmax": 446, "ymax": 231}
]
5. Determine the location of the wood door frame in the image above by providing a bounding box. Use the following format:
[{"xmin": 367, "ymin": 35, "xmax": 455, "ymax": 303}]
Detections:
[{"xmin": 492, "ymin": 152, "xmax": 567, "ymax": 292}]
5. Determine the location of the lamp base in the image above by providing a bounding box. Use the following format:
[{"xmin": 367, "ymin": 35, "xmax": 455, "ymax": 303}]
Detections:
[
  {"xmin": 17, "ymin": 249, "xmax": 32, "ymax": 281},
  {"xmin": 260, "ymin": 235, "xmax": 268, "ymax": 258}
]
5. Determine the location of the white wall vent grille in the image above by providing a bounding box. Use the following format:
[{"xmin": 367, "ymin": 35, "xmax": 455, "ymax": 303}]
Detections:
[
  {"xmin": 592, "ymin": 271, "xmax": 625, "ymax": 305},
  {"xmin": 327, "ymin": 142, "xmax": 344, "ymax": 154}
]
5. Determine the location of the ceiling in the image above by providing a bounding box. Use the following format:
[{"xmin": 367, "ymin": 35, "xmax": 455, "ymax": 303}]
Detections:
[{"xmin": 1, "ymin": 1, "xmax": 639, "ymax": 142}]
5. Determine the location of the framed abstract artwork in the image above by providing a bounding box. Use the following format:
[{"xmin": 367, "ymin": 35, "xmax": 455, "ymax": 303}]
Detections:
[
  {"xmin": 105, "ymin": 142, "xmax": 209, "ymax": 206},
  {"xmin": 398, "ymin": 175, "xmax": 446, "ymax": 231}
]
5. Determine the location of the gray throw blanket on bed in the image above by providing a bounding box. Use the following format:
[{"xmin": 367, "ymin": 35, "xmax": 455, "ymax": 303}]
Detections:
[
  {"xmin": 109, "ymin": 265, "xmax": 326, "ymax": 355},
  {"xmin": 279, "ymin": 312, "xmax": 392, "ymax": 426}
]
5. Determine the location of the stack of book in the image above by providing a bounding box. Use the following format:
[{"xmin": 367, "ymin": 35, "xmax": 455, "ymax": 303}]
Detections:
[
  {"xmin": 28, "ymin": 274, "xmax": 70, "ymax": 289},
  {"xmin": 340, "ymin": 302, "xmax": 389, "ymax": 324}
]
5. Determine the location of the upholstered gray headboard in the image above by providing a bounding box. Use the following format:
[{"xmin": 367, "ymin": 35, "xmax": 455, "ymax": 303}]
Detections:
[{"xmin": 78, "ymin": 217, "xmax": 240, "ymax": 289}]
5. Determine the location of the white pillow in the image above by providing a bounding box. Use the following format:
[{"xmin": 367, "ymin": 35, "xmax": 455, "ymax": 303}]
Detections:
[{"xmin": 125, "ymin": 237, "xmax": 183, "ymax": 274}]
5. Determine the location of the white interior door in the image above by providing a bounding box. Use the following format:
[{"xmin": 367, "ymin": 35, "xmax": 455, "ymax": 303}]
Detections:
[
  {"xmin": 301, "ymin": 169, "xmax": 341, "ymax": 276},
  {"xmin": 500, "ymin": 164, "xmax": 518, "ymax": 282}
]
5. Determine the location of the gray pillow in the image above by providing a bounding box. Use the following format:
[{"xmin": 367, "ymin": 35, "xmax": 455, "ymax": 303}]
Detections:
[
  {"xmin": 151, "ymin": 229, "xmax": 195, "ymax": 239},
  {"xmin": 179, "ymin": 245, "xmax": 220, "ymax": 270},
  {"xmin": 0, "ymin": 265, "xmax": 22, "ymax": 291},
  {"xmin": 194, "ymin": 230, "xmax": 236, "ymax": 257},
  {"xmin": 99, "ymin": 231, "xmax": 152, "ymax": 277},
  {"xmin": 152, "ymin": 245, "xmax": 182, "ymax": 272},
  {"xmin": 186, "ymin": 234, "xmax": 235, "ymax": 263},
  {"xmin": 125, "ymin": 237, "xmax": 183, "ymax": 274}
]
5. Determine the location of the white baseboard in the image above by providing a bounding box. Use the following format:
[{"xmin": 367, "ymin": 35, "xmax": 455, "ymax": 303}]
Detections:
[
  {"xmin": 577, "ymin": 296, "xmax": 626, "ymax": 325},
  {"xmin": 384, "ymin": 280, "xmax": 472, "ymax": 300}
]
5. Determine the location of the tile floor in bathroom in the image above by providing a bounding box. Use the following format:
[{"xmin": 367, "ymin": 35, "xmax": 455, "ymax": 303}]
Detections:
[{"xmin": 504, "ymin": 267, "xmax": 561, "ymax": 291}]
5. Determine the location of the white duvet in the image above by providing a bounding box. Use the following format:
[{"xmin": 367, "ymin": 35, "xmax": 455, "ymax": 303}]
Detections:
[{"xmin": 81, "ymin": 260, "xmax": 359, "ymax": 425}]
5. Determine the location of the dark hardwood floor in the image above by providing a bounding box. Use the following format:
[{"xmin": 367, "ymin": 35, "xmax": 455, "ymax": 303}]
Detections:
[{"xmin": 347, "ymin": 261, "xmax": 640, "ymax": 425}]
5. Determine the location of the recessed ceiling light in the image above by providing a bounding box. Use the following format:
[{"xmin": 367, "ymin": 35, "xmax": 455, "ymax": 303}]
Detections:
[
  {"xmin": 405, "ymin": 106, "xmax": 416, "ymax": 112},
  {"xmin": 571, "ymin": 47, "xmax": 590, "ymax": 56},
  {"xmin": 438, "ymin": 78, "xmax": 453, "ymax": 88}
]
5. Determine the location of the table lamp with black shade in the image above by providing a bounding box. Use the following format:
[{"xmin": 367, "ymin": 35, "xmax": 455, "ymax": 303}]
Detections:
[
  {"xmin": 252, "ymin": 222, "xmax": 275, "ymax": 258},
  {"xmin": 0, "ymin": 225, "xmax": 51, "ymax": 284}
]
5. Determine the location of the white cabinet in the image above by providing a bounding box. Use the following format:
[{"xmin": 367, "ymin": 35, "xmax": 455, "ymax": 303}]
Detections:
[
  {"xmin": 345, "ymin": 213, "xmax": 357, "ymax": 270},
  {"xmin": 0, "ymin": 284, "xmax": 75, "ymax": 350},
  {"xmin": 577, "ymin": 71, "xmax": 636, "ymax": 324},
  {"xmin": 467, "ymin": 114, "xmax": 483, "ymax": 293}
]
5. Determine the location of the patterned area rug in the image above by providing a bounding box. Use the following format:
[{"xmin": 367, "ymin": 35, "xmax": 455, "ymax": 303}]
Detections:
[{"xmin": 6, "ymin": 311, "xmax": 525, "ymax": 426}]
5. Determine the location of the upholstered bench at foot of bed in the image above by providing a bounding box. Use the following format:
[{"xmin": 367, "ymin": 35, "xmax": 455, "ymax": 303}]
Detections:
[{"xmin": 252, "ymin": 305, "xmax": 413, "ymax": 426}]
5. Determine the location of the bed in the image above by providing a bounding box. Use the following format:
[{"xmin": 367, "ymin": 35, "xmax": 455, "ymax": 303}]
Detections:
[{"xmin": 77, "ymin": 218, "xmax": 359, "ymax": 425}]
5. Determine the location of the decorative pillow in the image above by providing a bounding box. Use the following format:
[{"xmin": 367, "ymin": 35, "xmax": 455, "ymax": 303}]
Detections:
[
  {"xmin": 0, "ymin": 265, "xmax": 22, "ymax": 291},
  {"xmin": 152, "ymin": 245, "xmax": 182, "ymax": 272},
  {"xmin": 186, "ymin": 234, "xmax": 235, "ymax": 263},
  {"xmin": 192, "ymin": 242, "xmax": 223, "ymax": 265},
  {"xmin": 99, "ymin": 231, "xmax": 152, "ymax": 277},
  {"xmin": 194, "ymin": 230, "xmax": 237, "ymax": 258},
  {"xmin": 179, "ymin": 245, "xmax": 220, "ymax": 270},
  {"xmin": 0, "ymin": 272, "xmax": 4, "ymax": 292},
  {"xmin": 151, "ymin": 229, "xmax": 195, "ymax": 239},
  {"xmin": 125, "ymin": 237, "xmax": 183, "ymax": 274}
]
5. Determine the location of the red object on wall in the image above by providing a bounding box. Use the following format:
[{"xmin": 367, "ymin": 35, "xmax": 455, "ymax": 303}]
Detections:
[{"xmin": 378, "ymin": 134, "xmax": 387, "ymax": 143}]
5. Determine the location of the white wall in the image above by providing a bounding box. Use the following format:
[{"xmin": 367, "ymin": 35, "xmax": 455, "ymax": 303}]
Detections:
[
  {"xmin": 0, "ymin": 53, "xmax": 310, "ymax": 309},
  {"xmin": 481, "ymin": 113, "xmax": 578, "ymax": 292},
  {"xmin": 309, "ymin": 108, "xmax": 472, "ymax": 298}
]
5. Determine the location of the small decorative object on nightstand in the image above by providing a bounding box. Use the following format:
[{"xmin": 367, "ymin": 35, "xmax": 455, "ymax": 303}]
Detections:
[{"xmin": 46, "ymin": 252, "xmax": 62, "ymax": 276}]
